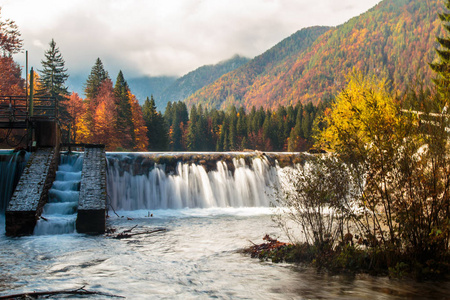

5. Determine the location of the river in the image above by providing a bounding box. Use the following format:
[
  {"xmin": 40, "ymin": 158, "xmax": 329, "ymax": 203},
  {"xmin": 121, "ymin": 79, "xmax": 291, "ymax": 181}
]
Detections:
[
  {"xmin": 0, "ymin": 152, "xmax": 449, "ymax": 298},
  {"xmin": 1, "ymin": 209, "xmax": 449, "ymax": 299}
]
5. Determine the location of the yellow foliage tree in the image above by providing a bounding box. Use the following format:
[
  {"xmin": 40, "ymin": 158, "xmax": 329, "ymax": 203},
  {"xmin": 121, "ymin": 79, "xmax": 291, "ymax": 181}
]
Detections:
[
  {"xmin": 318, "ymin": 71, "xmax": 402, "ymax": 161},
  {"xmin": 316, "ymin": 71, "xmax": 450, "ymax": 262}
]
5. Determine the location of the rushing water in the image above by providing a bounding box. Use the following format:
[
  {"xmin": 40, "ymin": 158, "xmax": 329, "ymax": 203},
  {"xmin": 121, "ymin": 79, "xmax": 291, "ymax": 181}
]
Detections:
[
  {"xmin": 1, "ymin": 210, "xmax": 449, "ymax": 299},
  {"xmin": 0, "ymin": 150, "xmax": 29, "ymax": 214},
  {"xmin": 0, "ymin": 152, "xmax": 449, "ymax": 299},
  {"xmin": 107, "ymin": 153, "xmax": 280, "ymax": 210},
  {"xmin": 34, "ymin": 153, "xmax": 83, "ymax": 235}
]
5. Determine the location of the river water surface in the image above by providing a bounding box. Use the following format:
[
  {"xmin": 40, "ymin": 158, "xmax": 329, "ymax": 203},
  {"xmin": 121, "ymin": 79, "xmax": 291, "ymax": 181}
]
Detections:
[
  {"xmin": 1, "ymin": 153, "xmax": 449, "ymax": 298},
  {"xmin": 1, "ymin": 208, "xmax": 449, "ymax": 299}
]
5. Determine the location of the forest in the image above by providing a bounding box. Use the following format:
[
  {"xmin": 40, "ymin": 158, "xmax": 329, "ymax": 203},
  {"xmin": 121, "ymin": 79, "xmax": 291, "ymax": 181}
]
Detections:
[{"xmin": 0, "ymin": 7, "xmax": 323, "ymax": 152}]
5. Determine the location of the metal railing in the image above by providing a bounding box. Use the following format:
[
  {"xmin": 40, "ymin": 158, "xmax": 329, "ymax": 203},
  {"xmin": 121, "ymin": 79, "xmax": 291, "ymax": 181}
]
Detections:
[{"xmin": 0, "ymin": 95, "xmax": 57, "ymax": 124}]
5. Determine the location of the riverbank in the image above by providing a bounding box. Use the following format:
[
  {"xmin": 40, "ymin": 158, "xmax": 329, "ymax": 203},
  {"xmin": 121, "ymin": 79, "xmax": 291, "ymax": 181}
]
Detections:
[{"xmin": 244, "ymin": 236, "xmax": 450, "ymax": 280}]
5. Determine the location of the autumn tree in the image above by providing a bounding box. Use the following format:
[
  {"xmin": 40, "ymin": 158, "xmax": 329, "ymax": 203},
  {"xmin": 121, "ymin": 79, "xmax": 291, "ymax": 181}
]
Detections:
[
  {"xmin": 67, "ymin": 92, "xmax": 84, "ymax": 143},
  {"xmin": 317, "ymin": 71, "xmax": 450, "ymax": 266},
  {"xmin": 0, "ymin": 8, "xmax": 22, "ymax": 56},
  {"xmin": 0, "ymin": 56, "xmax": 23, "ymax": 95},
  {"xmin": 129, "ymin": 91, "xmax": 148, "ymax": 151},
  {"xmin": 0, "ymin": 8, "xmax": 23, "ymax": 95}
]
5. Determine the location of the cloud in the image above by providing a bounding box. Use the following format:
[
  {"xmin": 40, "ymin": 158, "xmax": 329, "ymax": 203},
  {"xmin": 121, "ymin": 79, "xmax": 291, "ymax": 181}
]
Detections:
[{"xmin": 2, "ymin": 0, "xmax": 382, "ymax": 78}]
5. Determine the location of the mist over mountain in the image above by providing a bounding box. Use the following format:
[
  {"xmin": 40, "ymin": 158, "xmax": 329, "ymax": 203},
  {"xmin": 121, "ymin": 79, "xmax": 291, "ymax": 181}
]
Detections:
[
  {"xmin": 159, "ymin": 55, "xmax": 250, "ymax": 107},
  {"xmin": 127, "ymin": 76, "xmax": 177, "ymax": 108}
]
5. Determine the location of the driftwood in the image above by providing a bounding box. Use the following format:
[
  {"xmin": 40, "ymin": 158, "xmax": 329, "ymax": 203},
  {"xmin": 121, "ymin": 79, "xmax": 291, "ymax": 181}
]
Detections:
[
  {"xmin": 107, "ymin": 225, "xmax": 167, "ymax": 239},
  {"xmin": 243, "ymin": 234, "xmax": 289, "ymax": 258},
  {"xmin": 0, "ymin": 286, "xmax": 124, "ymax": 299}
]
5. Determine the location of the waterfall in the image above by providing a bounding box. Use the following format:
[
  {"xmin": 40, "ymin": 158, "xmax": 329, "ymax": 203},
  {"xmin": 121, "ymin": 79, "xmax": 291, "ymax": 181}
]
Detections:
[
  {"xmin": 34, "ymin": 153, "xmax": 83, "ymax": 235},
  {"xmin": 0, "ymin": 150, "xmax": 29, "ymax": 214},
  {"xmin": 107, "ymin": 153, "xmax": 282, "ymax": 210}
]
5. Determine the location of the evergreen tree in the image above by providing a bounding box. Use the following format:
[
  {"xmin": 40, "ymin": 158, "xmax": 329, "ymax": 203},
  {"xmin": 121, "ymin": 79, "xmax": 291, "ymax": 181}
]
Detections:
[
  {"xmin": 164, "ymin": 101, "xmax": 188, "ymax": 151},
  {"xmin": 142, "ymin": 96, "xmax": 168, "ymax": 150},
  {"xmin": 37, "ymin": 39, "xmax": 70, "ymax": 124},
  {"xmin": 430, "ymin": 0, "xmax": 450, "ymax": 104},
  {"xmin": 114, "ymin": 71, "xmax": 134, "ymax": 149},
  {"xmin": 186, "ymin": 105, "xmax": 198, "ymax": 151},
  {"xmin": 84, "ymin": 58, "xmax": 109, "ymax": 100},
  {"xmin": 82, "ymin": 58, "xmax": 109, "ymax": 133}
]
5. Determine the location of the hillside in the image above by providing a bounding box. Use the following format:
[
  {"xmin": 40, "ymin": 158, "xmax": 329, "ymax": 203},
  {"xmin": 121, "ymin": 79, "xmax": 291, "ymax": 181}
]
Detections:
[
  {"xmin": 185, "ymin": 0, "xmax": 442, "ymax": 110},
  {"xmin": 159, "ymin": 54, "xmax": 250, "ymax": 105},
  {"xmin": 127, "ymin": 76, "xmax": 177, "ymax": 107}
]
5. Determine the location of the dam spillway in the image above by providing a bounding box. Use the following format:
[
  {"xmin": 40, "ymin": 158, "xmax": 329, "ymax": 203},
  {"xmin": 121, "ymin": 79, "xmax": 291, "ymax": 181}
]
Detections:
[
  {"xmin": 4, "ymin": 145, "xmax": 107, "ymax": 236},
  {"xmin": 106, "ymin": 152, "xmax": 308, "ymax": 211},
  {"xmin": 3, "ymin": 150, "xmax": 306, "ymax": 236}
]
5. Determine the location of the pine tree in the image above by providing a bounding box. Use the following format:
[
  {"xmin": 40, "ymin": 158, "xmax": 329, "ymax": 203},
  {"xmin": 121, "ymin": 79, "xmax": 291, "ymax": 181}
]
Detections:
[
  {"xmin": 82, "ymin": 58, "xmax": 109, "ymax": 133},
  {"xmin": 37, "ymin": 39, "xmax": 70, "ymax": 124},
  {"xmin": 143, "ymin": 95, "xmax": 168, "ymax": 150},
  {"xmin": 84, "ymin": 58, "xmax": 109, "ymax": 100},
  {"xmin": 114, "ymin": 71, "xmax": 134, "ymax": 149},
  {"xmin": 430, "ymin": 0, "xmax": 450, "ymax": 103},
  {"xmin": 166, "ymin": 101, "xmax": 188, "ymax": 151}
]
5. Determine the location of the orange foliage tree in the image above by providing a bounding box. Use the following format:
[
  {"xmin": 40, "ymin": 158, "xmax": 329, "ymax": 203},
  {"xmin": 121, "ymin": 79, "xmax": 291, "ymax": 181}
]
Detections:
[
  {"xmin": 67, "ymin": 92, "xmax": 84, "ymax": 143},
  {"xmin": 128, "ymin": 91, "xmax": 148, "ymax": 151}
]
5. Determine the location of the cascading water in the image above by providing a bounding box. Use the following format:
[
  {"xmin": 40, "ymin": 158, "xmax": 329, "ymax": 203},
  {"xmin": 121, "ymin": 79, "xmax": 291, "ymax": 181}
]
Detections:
[
  {"xmin": 0, "ymin": 150, "xmax": 29, "ymax": 214},
  {"xmin": 34, "ymin": 153, "xmax": 83, "ymax": 235},
  {"xmin": 107, "ymin": 153, "xmax": 281, "ymax": 210}
]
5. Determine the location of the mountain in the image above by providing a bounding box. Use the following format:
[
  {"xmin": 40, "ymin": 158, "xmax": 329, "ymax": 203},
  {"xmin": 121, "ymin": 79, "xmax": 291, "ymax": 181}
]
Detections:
[
  {"xmin": 67, "ymin": 74, "xmax": 177, "ymax": 109},
  {"xmin": 159, "ymin": 54, "xmax": 250, "ymax": 106},
  {"xmin": 185, "ymin": 0, "xmax": 442, "ymax": 111},
  {"xmin": 127, "ymin": 76, "xmax": 177, "ymax": 108}
]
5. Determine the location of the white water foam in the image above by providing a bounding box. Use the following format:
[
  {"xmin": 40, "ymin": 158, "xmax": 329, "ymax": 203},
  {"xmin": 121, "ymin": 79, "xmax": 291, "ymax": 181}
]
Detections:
[
  {"xmin": 110, "ymin": 207, "xmax": 275, "ymax": 220},
  {"xmin": 34, "ymin": 154, "xmax": 83, "ymax": 235},
  {"xmin": 107, "ymin": 156, "xmax": 281, "ymax": 210}
]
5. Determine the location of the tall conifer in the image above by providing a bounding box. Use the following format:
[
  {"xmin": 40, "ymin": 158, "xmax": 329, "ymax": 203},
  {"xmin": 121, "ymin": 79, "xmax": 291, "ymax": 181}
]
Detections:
[
  {"xmin": 114, "ymin": 71, "xmax": 134, "ymax": 149},
  {"xmin": 430, "ymin": 0, "xmax": 450, "ymax": 102},
  {"xmin": 37, "ymin": 39, "xmax": 70, "ymax": 126},
  {"xmin": 84, "ymin": 58, "xmax": 109, "ymax": 100},
  {"xmin": 143, "ymin": 95, "xmax": 168, "ymax": 150}
]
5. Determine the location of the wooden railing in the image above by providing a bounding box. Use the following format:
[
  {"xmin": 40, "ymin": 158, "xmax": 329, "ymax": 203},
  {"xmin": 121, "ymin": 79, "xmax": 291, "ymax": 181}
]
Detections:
[
  {"xmin": 0, "ymin": 95, "xmax": 57, "ymax": 124},
  {"xmin": 401, "ymin": 109, "xmax": 450, "ymax": 132}
]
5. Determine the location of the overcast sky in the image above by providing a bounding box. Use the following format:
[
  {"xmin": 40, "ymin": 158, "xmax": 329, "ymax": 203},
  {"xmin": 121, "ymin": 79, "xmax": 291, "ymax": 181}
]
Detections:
[{"xmin": 2, "ymin": 0, "xmax": 381, "ymax": 79}]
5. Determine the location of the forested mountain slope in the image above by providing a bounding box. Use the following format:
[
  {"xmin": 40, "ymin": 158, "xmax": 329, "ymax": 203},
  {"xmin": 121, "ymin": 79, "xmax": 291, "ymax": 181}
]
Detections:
[
  {"xmin": 186, "ymin": 0, "xmax": 441, "ymax": 110},
  {"xmin": 160, "ymin": 55, "xmax": 249, "ymax": 105}
]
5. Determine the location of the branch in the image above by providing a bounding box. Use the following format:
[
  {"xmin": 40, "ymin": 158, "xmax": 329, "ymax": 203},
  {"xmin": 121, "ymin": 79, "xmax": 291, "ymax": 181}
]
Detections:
[{"xmin": 0, "ymin": 286, "xmax": 124, "ymax": 299}]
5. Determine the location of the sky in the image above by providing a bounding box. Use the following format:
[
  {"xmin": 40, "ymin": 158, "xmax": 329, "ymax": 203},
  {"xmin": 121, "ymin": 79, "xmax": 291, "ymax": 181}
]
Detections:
[{"xmin": 1, "ymin": 0, "xmax": 382, "ymax": 80}]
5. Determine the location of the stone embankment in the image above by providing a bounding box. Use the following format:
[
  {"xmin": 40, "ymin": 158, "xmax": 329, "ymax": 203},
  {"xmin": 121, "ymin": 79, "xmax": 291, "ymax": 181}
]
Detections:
[
  {"xmin": 107, "ymin": 151, "xmax": 310, "ymax": 176},
  {"xmin": 76, "ymin": 145, "xmax": 107, "ymax": 234},
  {"xmin": 6, "ymin": 148, "xmax": 59, "ymax": 236}
]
